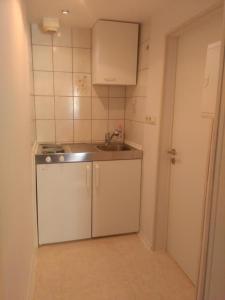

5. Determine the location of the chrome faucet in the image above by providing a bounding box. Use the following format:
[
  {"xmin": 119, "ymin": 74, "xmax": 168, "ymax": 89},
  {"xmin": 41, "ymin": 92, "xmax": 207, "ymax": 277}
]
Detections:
[{"xmin": 105, "ymin": 129, "xmax": 121, "ymax": 145}]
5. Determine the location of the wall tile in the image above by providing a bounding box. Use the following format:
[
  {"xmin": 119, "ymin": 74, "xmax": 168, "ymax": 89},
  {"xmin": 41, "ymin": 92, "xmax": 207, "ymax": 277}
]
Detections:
[
  {"xmin": 73, "ymin": 48, "xmax": 91, "ymax": 73},
  {"xmin": 125, "ymin": 97, "xmax": 134, "ymax": 120},
  {"xmin": 92, "ymin": 85, "xmax": 109, "ymax": 97},
  {"xmin": 34, "ymin": 71, "xmax": 54, "ymax": 95},
  {"xmin": 35, "ymin": 96, "xmax": 54, "ymax": 119},
  {"xmin": 92, "ymin": 120, "xmax": 108, "ymax": 142},
  {"xmin": 92, "ymin": 97, "xmax": 108, "ymax": 119},
  {"xmin": 74, "ymin": 97, "xmax": 91, "ymax": 119},
  {"xmin": 109, "ymin": 86, "xmax": 126, "ymax": 98},
  {"xmin": 109, "ymin": 98, "xmax": 125, "ymax": 119},
  {"xmin": 74, "ymin": 120, "xmax": 91, "ymax": 142},
  {"xmin": 32, "ymin": 46, "xmax": 53, "ymax": 71},
  {"xmin": 36, "ymin": 120, "xmax": 55, "ymax": 142},
  {"xmin": 126, "ymin": 85, "xmax": 136, "ymax": 98},
  {"xmin": 55, "ymin": 97, "xmax": 73, "ymax": 119},
  {"xmin": 54, "ymin": 72, "xmax": 73, "ymax": 96},
  {"xmin": 53, "ymin": 28, "xmax": 72, "ymax": 47},
  {"xmin": 31, "ymin": 24, "xmax": 52, "ymax": 46},
  {"xmin": 73, "ymin": 74, "xmax": 91, "ymax": 97},
  {"xmin": 53, "ymin": 47, "xmax": 72, "ymax": 72},
  {"xmin": 56, "ymin": 120, "xmax": 73, "ymax": 142},
  {"xmin": 72, "ymin": 28, "xmax": 91, "ymax": 48}
]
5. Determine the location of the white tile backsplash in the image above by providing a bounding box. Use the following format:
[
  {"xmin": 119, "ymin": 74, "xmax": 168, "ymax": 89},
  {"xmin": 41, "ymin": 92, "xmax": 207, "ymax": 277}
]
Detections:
[
  {"xmin": 74, "ymin": 120, "xmax": 92, "ymax": 142},
  {"xmin": 34, "ymin": 71, "xmax": 54, "ymax": 95},
  {"xmin": 32, "ymin": 46, "xmax": 53, "ymax": 71},
  {"xmin": 109, "ymin": 98, "xmax": 125, "ymax": 120},
  {"xmin": 92, "ymin": 97, "xmax": 108, "ymax": 119},
  {"xmin": 36, "ymin": 120, "xmax": 55, "ymax": 142},
  {"xmin": 32, "ymin": 24, "xmax": 126, "ymax": 143},
  {"xmin": 72, "ymin": 28, "xmax": 91, "ymax": 48},
  {"xmin": 31, "ymin": 24, "xmax": 52, "ymax": 46},
  {"xmin": 73, "ymin": 73, "xmax": 92, "ymax": 97},
  {"xmin": 92, "ymin": 85, "xmax": 109, "ymax": 97},
  {"xmin": 54, "ymin": 72, "xmax": 73, "ymax": 96},
  {"xmin": 73, "ymin": 48, "xmax": 91, "ymax": 73},
  {"xmin": 56, "ymin": 120, "xmax": 73, "ymax": 142},
  {"xmin": 109, "ymin": 86, "xmax": 126, "ymax": 98},
  {"xmin": 55, "ymin": 97, "xmax": 74, "ymax": 119},
  {"xmin": 92, "ymin": 120, "xmax": 108, "ymax": 142},
  {"xmin": 53, "ymin": 28, "xmax": 72, "ymax": 47},
  {"xmin": 74, "ymin": 97, "xmax": 92, "ymax": 119},
  {"xmin": 53, "ymin": 47, "xmax": 72, "ymax": 72},
  {"xmin": 35, "ymin": 96, "xmax": 54, "ymax": 119}
]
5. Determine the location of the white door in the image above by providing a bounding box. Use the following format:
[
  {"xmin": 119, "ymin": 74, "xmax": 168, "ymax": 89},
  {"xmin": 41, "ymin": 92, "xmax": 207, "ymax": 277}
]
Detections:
[
  {"xmin": 92, "ymin": 160, "xmax": 141, "ymax": 237},
  {"xmin": 167, "ymin": 12, "xmax": 222, "ymax": 284},
  {"xmin": 37, "ymin": 162, "xmax": 92, "ymax": 245}
]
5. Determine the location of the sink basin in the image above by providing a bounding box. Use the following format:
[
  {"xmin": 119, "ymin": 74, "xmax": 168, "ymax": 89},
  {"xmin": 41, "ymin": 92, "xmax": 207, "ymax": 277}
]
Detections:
[{"xmin": 96, "ymin": 144, "xmax": 132, "ymax": 152}]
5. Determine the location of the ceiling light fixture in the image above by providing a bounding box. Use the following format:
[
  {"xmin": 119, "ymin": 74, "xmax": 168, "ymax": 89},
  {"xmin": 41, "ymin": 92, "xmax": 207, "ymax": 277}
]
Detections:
[{"xmin": 62, "ymin": 9, "xmax": 70, "ymax": 15}]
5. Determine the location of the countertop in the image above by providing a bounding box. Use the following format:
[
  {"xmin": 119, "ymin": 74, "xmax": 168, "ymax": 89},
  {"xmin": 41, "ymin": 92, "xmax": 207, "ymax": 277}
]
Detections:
[{"xmin": 35, "ymin": 143, "xmax": 143, "ymax": 164}]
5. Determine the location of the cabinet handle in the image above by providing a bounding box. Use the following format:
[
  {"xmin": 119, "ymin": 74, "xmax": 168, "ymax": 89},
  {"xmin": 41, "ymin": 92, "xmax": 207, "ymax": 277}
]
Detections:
[
  {"xmin": 104, "ymin": 77, "xmax": 116, "ymax": 82},
  {"xmin": 95, "ymin": 164, "xmax": 100, "ymax": 188},
  {"xmin": 86, "ymin": 165, "xmax": 91, "ymax": 190}
]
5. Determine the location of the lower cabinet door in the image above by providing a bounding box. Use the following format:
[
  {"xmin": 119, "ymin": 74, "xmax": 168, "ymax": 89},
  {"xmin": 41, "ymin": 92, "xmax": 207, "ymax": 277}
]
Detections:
[
  {"xmin": 37, "ymin": 162, "xmax": 92, "ymax": 245},
  {"xmin": 92, "ymin": 160, "xmax": 142, "ymax": 237}
]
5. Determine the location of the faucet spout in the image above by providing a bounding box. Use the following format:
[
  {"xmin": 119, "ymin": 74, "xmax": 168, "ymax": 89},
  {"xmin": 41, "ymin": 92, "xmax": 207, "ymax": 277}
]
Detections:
[{"xmin": 105, "ymin": 129, "xmax": 120, "ymax": 145}]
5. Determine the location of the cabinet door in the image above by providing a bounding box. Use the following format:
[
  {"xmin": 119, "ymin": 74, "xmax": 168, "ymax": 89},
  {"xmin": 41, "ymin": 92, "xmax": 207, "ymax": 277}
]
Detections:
[
  {"xmin": 92, "ymin": 160, "xmax": 141, "ymax": 237},
  {"xmin": 92, "ymin": 20, "xmax": 139, "ymax": 85},
  {"xmin": 37, "ymin": 163, "xmax": 92, "ymax": 245}
]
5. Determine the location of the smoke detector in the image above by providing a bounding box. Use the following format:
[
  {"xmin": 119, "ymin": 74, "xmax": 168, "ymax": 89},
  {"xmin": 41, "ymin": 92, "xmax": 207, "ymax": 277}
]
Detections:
[{"xmin": 42, "ymin": 17, "xmax": 60, "ymax": 33}]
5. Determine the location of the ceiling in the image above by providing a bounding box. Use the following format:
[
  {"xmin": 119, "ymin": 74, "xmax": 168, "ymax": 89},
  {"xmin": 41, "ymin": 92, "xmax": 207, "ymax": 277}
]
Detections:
[{"xmin": 25, "ymin": 0, "xmax": 169, "ymax": 28}]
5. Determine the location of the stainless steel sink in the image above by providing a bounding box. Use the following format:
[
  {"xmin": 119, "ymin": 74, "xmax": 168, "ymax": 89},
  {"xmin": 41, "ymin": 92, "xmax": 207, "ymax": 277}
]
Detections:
[{"xmin": 96, "ymin": 144, "xmax": 132, "ymax": 152}]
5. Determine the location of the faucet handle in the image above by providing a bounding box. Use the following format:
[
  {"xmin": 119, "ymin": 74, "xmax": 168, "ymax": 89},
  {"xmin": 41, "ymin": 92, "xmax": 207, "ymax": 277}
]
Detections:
[
  {"xmin": 105, "ymin": 132, "xmax": 110, "ymax": 143},
  {"xmin": 105, "ymin": 132, "xmax": 110, "ymax": 138}
]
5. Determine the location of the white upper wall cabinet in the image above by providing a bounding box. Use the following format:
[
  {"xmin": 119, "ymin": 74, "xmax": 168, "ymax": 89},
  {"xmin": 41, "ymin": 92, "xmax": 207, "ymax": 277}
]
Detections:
[{"xmin": 92, "ymin": 20, "xmax": 139, "ymax": 86}]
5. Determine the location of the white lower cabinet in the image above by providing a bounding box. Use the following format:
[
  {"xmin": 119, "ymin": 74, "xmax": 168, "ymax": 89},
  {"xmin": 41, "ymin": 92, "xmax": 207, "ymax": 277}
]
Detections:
[
  {"xmin": 92, "ymin": 160, "xmax": 142, "ymax": 237},
  {"xmin": 37, "ymin": 162, "xmax": 92, "ymax": 245},
  {"xmin": 37, "ymin": 159, "xmax": 141, "ymax": 245}
]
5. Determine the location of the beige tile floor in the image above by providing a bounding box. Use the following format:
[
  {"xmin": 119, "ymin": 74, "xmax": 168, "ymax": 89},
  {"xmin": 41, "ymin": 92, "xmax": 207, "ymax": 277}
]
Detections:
[{"xmin": 33, "ymin": 234, "xmax": 195, "ymax": 300}]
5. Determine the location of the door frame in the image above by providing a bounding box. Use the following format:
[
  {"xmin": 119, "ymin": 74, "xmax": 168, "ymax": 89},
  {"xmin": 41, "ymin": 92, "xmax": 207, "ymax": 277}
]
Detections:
[{"xmin": 153, "ymin": 4, "xmax": 225, "ymax": 300}]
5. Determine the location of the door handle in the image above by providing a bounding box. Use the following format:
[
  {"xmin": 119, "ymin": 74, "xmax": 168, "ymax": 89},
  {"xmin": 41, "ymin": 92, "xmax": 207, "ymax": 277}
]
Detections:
[
  {"xmin": 86, "ymin": 165, "xmax": 91, "ymax": 190},
  {"xmin": 168, "ymin": 148, "xmax": 177, "ymax": 155},
  {"xmin": 95, "ymin": 164, "xmax": 100, "ymax": 188}
]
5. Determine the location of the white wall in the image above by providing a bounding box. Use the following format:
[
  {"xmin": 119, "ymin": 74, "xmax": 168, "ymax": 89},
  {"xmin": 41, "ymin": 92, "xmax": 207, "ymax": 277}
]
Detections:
[
  {"xmin": 137, "ymin": 0, "xmax": 222, "ymax": 248},
  {"xmin": 125, "ymin": 24, "xmax": 150, "ymax": 148},
  {"xmin": 0, "ymin": 0, "xmax": 36, "ymax": 299}
]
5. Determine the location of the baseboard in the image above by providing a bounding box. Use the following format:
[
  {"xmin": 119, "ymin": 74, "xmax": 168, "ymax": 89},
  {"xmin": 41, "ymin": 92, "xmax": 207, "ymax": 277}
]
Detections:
[
  {"xmin": 26, "ymin": 251, "xmax": 37, "ymax": 300},
  {"xmin": 138, "ymin": 231, "xmax": 152, "ymax": 250}
]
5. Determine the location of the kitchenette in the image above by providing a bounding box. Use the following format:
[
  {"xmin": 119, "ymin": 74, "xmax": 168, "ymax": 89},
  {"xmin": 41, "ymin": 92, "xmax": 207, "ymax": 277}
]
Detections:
[
  {"xmin": 32, "ymin": 18, "xmax": 144, "ymax": 246},
  {"xmin": 2, "ymin": 1, "xmax": 224, "ymax": 299},
  {"xmin": 36, "ymin": 142, "xmax": 142, "ymax": 245}
]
